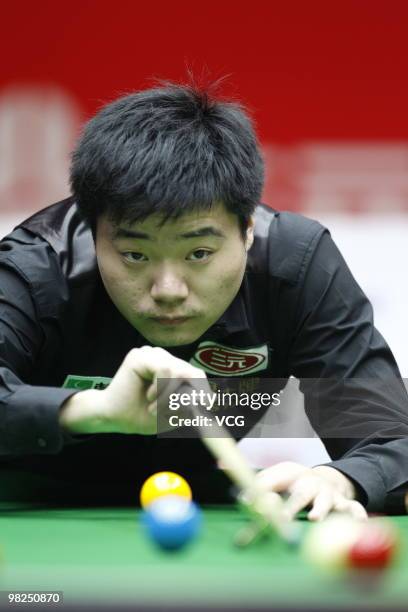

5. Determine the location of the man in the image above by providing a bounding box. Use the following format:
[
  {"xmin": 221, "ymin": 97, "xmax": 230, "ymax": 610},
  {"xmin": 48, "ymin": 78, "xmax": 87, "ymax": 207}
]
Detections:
[{"xmin": 1, "ymin": 83, "xmax": 407, "ymax": 518}]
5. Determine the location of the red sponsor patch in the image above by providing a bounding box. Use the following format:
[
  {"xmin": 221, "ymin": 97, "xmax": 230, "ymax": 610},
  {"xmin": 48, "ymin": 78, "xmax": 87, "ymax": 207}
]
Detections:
[{"xmin": 194, "ymin": 346, "xmax": 266, "ymax": 374}]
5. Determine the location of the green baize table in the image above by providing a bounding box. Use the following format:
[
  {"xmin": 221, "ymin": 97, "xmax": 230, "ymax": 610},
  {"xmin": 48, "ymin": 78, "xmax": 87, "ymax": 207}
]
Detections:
[{"xmin": 0, "ymin": 503, "xmax": 407, "ymax": 611}]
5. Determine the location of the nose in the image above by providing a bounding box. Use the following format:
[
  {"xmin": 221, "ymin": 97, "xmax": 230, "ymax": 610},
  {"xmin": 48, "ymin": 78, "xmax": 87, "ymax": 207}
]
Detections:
[{"xmin": 150, "ymin": 265, "xmax": 188, "ymax": 305}]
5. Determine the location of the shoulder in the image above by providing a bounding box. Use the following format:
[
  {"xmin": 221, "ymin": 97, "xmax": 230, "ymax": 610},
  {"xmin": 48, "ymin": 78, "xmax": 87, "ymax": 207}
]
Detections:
[
  {"xmin": 0, "ymin": 199, "xmax": 97, "ymax": 317},
  {"xmin": 0, "ymin": 197, "xmax": 96, "ymax": 284},
  {"xmin": 249, "ymin": 204, "xmax": 328, "ymax": 284}
]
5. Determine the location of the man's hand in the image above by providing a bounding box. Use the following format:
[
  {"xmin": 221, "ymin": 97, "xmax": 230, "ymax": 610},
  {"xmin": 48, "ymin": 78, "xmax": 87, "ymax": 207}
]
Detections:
[
  {"xmin": 255, "ymin": 461, "xmax": 367, "ymax": 521},
  {"xmin": 59, "ymin": 346, "xmax": 207, "ymax": 435}
]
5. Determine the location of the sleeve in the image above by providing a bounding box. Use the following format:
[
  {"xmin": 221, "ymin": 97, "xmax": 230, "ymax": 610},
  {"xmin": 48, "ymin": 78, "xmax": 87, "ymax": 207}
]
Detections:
[
  {"xmin": 287, "ymin": 231, "xmax": 408, "ymax": 512},
  {"xmin": 0, "ymin": 265, "xmax": 78, "ymax": 456}
]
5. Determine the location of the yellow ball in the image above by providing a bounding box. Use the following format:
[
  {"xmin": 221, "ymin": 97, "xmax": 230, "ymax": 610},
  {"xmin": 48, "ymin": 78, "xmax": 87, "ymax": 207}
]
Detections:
[{"xmin": 140, "ymin": 471, "xmax": 192, "ymax": 508}]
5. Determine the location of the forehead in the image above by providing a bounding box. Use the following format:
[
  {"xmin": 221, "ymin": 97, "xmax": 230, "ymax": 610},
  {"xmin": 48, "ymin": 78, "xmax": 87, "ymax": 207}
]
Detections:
[{"xmin": 100, "ymin": 202, "xmax": 240, "ymax": 240}]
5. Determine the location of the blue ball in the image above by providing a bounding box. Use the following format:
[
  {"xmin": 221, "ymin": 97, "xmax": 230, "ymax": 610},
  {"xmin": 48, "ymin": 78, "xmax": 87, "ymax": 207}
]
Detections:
[{"xmin": 142, "ymin": 495, "xmax": 202, "ymax": 551}]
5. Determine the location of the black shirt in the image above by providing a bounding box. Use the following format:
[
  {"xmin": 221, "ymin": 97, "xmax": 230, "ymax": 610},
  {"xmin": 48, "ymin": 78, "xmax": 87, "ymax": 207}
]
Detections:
[{"xmin": 0, "ymin": 198, "xmax": 407, "ymax": 510}]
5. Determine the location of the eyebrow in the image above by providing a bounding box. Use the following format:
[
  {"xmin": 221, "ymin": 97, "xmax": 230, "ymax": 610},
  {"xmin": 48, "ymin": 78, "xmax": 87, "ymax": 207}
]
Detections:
[{"xmin": 112, "ymin": 226, "xmax": 226, "ymax": 241}]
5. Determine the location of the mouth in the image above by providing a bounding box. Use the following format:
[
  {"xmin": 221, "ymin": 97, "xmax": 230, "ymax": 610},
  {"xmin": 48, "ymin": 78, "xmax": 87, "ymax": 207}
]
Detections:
[{"xmin": 151, "ymin": 317, "xmax": 191, "ymax": 326}]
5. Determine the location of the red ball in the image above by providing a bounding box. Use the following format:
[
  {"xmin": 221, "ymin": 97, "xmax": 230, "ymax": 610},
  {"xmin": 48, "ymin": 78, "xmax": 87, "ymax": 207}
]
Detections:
[{"xmin": 348, "ymin": 520, "xmax": 398, "ymax": 570}]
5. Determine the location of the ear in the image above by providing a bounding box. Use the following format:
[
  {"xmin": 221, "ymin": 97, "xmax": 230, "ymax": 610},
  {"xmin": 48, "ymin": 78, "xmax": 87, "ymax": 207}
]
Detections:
[{"xmin": 244, "ymin": 216, "xmax": 255, "ymax": 251}]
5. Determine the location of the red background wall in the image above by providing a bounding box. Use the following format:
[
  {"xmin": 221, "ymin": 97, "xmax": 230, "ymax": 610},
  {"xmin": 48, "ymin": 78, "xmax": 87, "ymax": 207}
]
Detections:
[{"xmin": 3, "ymin": 0, "xmax": 408, "ymax": 142}]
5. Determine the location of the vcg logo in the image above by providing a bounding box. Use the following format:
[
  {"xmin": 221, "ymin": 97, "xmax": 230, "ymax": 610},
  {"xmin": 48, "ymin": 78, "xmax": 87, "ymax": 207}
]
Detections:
[{"xmin": 191, "ymin": 342, "xmax": 269, "ymax": 376}]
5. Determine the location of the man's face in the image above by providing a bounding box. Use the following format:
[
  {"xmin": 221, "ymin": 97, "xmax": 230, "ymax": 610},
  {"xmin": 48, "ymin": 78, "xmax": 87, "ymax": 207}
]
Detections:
[{"xmin": 95, "ymin": 202, "xmax": 254, "ymax": 347}]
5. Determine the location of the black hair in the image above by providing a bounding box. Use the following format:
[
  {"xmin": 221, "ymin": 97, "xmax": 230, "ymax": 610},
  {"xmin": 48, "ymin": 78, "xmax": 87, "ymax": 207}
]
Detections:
[{"xmin": 70, "ymin": 82, "xmax": 264, "ymax": 238}]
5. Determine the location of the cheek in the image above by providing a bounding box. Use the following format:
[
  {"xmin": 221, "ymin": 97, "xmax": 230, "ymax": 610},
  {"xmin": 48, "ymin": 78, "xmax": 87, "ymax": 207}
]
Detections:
[
  {"xmin": 199, "ymin": 255, "xmax": 246, "ymax": 298},
  {"xmin": 98, "ymin": 258, "xmax": 120, "ymax": 296},
  {"xmin": 221, "ymin": 248, "xmax": 247, "ymax": 279},
  {"xmin": 98, "ymin": 259, "xmax": 145, "ymax": 307}
]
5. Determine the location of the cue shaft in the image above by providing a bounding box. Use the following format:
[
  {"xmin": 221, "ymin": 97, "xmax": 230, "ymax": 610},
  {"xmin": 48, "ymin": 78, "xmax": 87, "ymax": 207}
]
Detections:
[
  {"xmin": 200, "ymin": 435, "xmax": 294, "ymax": 542},
  {"xmin": 164, "ymin": 380, "xmax": 297, "ymax": 543}
]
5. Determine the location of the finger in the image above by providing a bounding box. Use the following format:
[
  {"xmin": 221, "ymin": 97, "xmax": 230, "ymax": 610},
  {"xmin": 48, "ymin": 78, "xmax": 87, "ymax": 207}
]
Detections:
[
  {"xmin": 150, "ymin": 373, "xmax": 182, "ymax": 404},
  {"xmin": 255, "ymin": 462, "xmax": 309, "ymax": 493},
  {"xmin": 125, "ymin": 347, "xmax": 158, "ymax": 381},
  {"xmin": 333, "ymin": 497, "xmax": 368, "ymax": 520},
  {"xmin": 283, "ymin": 488, "xmax": 315, "ymax": 520},
  {"xmin": 308, "ymin": 490, "xmax": 334, "ymax": 521},
  {"xmin": 152, "ymin": 368, "xmax": 208, "ymax": 402},
  {"xmin": 348, "ymin": 501, "xmax": 368, "ymax": 520},
  {"xmin": 126, "ymin": 347, "xmax": 189, "ymax": 382},
  {"xmin": 146, "ymin": 383, "xmax": 156, "ymax": 402},
  {"xmin": 147, "ymin": 402, "xmax": 157, "ymax": 416}
]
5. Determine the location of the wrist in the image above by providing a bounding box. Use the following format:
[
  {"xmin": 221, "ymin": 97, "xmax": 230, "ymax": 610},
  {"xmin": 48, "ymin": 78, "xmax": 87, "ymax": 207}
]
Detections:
[
  {"xmin": 312, "ymin": 465, "xmax": 356, "ymax": 500},
  {"xmin": 59, "ymin": 390, "xmax": 112, "ymax": 434}
]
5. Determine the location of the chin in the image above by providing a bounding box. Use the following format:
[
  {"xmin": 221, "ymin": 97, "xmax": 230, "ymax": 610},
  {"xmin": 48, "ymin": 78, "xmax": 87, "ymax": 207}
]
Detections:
[
  {"xmin": 141, "ymin": 327, "xmax": 204, "ymax": 348},
  {"xmin": 154, "ymin": 338, "xmax": 189, "ymax": 347}
]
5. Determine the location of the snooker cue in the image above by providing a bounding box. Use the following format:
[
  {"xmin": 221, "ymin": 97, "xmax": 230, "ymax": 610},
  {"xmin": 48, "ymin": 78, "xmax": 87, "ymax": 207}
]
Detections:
[
  {"xmin": 200, "ymin": 435, "xmax": 297, "ymax": 543},
  {"xmin": 185, "ymin": 398, "xmax": 297, "ymax": 543},
  {"xmin": 159, "ymin": 378, "xmax": 298, "ymax": 544}
]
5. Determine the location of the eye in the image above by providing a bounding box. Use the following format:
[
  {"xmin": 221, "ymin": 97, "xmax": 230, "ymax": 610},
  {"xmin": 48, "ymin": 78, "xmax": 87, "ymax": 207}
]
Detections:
[
  {"xmin": 122, "ymin": 251, "xmax": 148, "ymax": 263},
  {"xmin": 186, "ymin": 249, "xmax": 213, "ymax": 262}
]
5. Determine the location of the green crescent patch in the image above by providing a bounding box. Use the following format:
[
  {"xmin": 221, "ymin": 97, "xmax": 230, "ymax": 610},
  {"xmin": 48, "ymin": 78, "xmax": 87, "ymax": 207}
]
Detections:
[{"xmin": 63, "ymin": 374, "xmax": 112, "ymax": 391}]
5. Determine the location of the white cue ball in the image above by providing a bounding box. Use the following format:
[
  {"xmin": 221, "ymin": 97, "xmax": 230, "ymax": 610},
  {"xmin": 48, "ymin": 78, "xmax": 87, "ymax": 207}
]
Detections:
[{"xmin": 302, "ymin": 514, "xmax": 365, "ymax": 572}]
